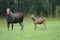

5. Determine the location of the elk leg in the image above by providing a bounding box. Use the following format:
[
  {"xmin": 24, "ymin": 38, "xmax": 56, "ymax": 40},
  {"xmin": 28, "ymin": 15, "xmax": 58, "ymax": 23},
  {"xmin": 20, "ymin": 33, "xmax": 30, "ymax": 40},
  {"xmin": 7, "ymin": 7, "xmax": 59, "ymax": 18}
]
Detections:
[
  {"xmin": 11, "ymin": 23, "xmax": 13, "ymax": 31},
  {"xmin": 19, "ymin": 23, "xmax": 24, "ymax": 30},
  {"xmin": 7, "ymin": 22, "xmax": 9, "ymax": 31}
]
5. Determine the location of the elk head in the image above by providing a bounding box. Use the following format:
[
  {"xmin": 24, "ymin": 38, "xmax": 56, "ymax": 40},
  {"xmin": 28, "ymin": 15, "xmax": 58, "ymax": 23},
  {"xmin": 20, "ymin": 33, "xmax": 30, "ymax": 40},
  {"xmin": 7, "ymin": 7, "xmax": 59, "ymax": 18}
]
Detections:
[{"xmin": 6, "ymin": 8, "xmax": 10, "ymax": 15}]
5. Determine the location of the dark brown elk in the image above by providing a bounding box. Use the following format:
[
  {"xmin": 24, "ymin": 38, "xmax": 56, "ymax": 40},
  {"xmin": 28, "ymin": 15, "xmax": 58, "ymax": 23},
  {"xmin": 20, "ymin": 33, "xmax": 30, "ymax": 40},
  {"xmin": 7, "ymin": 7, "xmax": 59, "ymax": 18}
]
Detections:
[
  {"xmin": 31, "ymin": 14, "xmax": 46, "ymax": 30},
  {"xmin": 6, "ymin": 8, "xmax": 24, "ymax": 31}
]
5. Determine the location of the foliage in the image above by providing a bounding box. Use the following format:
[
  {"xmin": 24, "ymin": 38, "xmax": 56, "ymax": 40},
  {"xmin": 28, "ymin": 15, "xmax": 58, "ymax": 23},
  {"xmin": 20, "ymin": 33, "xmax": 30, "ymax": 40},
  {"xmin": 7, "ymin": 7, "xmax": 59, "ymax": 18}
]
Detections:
[{"xmin": 0, "ymin": 0, "xmax": 60, "ymax": 18}]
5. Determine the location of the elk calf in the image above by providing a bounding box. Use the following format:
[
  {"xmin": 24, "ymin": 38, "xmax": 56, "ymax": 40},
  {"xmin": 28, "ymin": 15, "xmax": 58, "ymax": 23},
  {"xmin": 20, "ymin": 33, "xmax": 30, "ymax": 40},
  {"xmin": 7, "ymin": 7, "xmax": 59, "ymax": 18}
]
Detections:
[
  {"xmin": 31, "ymin": 15, "xmax": 46, "ymax": 30},
  {"xmin": 6, "ymin": 8, "xmax": 24, "ymax": 31}
]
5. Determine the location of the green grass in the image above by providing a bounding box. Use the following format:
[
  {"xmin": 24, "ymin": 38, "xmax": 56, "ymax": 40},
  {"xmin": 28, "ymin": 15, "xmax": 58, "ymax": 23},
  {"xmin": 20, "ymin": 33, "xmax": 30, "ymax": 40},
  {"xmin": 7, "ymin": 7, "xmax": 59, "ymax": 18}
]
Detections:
[{"xmin": 0, "ymin": 18, "xmax": 60, "ymax": 40}]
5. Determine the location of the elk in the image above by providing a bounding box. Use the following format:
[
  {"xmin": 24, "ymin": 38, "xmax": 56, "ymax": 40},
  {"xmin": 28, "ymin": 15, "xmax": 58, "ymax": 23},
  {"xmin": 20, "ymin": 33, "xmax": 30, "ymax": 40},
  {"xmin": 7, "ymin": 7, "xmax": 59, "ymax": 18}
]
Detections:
[
  {"xmin": 6, "ymin": 8, "xmax": 24, "ymax": 31},
  {"xmin": 31, "ymin": 14, "xmax": 46, "ymax": 30}
]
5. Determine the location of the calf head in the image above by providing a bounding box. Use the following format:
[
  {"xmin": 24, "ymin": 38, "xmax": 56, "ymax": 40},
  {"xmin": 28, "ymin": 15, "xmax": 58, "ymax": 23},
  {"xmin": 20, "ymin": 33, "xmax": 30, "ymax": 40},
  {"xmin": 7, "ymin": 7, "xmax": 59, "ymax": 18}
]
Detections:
[{"xmin": 30, "ymin": 14, "xmax": 36, "ymax": 21}]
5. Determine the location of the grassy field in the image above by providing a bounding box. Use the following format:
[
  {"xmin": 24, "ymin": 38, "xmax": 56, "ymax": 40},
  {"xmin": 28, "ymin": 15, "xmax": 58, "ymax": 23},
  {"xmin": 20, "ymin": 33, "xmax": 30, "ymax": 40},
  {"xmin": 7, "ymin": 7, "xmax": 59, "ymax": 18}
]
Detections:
[{"xmin": 0, "ymin": 17, "xmax": 60, "ymax": 40}]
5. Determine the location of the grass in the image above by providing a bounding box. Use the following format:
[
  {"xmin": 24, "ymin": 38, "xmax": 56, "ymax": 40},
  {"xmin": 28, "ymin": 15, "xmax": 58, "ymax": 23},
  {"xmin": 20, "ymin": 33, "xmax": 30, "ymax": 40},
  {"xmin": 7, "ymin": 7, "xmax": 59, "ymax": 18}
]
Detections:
[{"xmin": 0, "ymin": 17, "xmax": 60, "ymax": 40}]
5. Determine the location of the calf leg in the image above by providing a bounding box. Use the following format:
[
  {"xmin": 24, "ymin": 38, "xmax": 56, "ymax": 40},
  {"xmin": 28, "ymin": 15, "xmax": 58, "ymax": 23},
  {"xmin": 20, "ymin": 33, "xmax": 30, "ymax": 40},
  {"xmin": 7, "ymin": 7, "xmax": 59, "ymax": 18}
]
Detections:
[
  {"xmin": 19, "ymin": 23, "xmax": 24, "ymax": 30},
  {"xmin": 43, "ymin": 21, "xmax": 46, "ymax": 30},
  {"xmin": 34, "ymin": 24, "xmax": 37, "ymax": 30}
]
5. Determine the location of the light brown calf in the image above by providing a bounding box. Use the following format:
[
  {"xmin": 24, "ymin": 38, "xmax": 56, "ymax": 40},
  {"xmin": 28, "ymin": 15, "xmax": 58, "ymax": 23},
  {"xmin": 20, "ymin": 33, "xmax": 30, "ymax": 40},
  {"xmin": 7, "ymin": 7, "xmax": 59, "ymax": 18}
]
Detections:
[{"xmin": 31, "ymin": 15, "xmax": 46, "ymax": 30}]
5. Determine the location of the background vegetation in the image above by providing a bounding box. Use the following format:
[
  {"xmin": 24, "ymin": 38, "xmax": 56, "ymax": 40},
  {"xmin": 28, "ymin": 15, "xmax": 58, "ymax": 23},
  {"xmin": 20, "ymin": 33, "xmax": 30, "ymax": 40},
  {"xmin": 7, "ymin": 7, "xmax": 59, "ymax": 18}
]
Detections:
[{"xmin": 0, "ymin": 0, "xmax": 60, "ymax": 18}]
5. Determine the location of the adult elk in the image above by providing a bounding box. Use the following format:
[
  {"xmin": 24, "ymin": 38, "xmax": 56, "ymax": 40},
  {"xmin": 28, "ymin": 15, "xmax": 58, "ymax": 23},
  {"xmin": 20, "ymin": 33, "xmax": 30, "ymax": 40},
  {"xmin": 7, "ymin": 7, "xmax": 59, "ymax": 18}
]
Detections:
[
  {"xmin": 6, "ymin": 8, "xmax": 24, "ymax": 31},
  {"xmin": 31, "ymin": 14, "xmax": 46, "ymax": 30}
]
